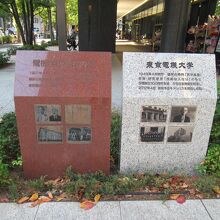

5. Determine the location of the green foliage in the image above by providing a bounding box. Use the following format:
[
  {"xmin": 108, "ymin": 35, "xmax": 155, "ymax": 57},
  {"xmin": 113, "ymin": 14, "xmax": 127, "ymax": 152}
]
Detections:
[
  {"xmin": 0, "ymin": 161, "xmax": 10, "ymax": 187},
  {"xmin": 47, "ymin": 40, "xmax": 58, "ymax": 46},
  {"xmin": 8, "ymin": 182, "xmax": 19, "ymax": 200},
  {"xmin": 194, "ymin": 175, "xmax": 219, "ymax": 193},
  {"xmin": 110, "ymin": 112, "xmax": 121, "ymax": 170},
  {"xmin": 0, "ymin": 52, "xmax": 10, "ymax": 65},
  {"xmin": 17, "ymin": 44, "xmax": 47, "ymax": 51},
  {"xmin": 7, "ymin": 46, "xmax": 17, "ymax": 56},
  {"xmin": 215, "ymin": 0, "xmax": 220, "ymax": 15},
  {"xmin": 65, "ymin": 167, "xmax": 152, "ymax": 199},
  {"xmin": 197, "ymin": 144, "xmax": 220, "ymax": 176},
  {"xmin": 2, "ymin": 35, "xmax": 13, "ymax": 44},
  {"xmin": 28, "ymin": 176, "xmax": 51, "ymax": 192},
  {"xmin": 0, "ymin": 112, "xmax": 20, "ymax": 167},
  {"xmin": 66, "ymin": 0, "xmax": 78, "ymax": 25}
]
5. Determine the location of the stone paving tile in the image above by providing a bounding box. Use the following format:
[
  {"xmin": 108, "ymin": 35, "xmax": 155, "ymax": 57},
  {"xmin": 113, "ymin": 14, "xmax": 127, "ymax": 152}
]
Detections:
[
  {"xmin": 120, "ymin": 200, "xmax": 211, "ymax": 220},
  {"xmin": 35, "ymin": 202, "xmax": 121, "ymax": 220},
  {"xmin": 202, "ymin": 199, "xmax": 220, "ymax": 220},
  {"xmin": 0, "ymin": 203, "xmax": 38, "ymax": 220}
]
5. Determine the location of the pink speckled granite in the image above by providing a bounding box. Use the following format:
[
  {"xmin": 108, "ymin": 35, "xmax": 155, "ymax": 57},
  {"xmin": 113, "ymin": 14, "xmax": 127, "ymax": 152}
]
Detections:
[{"xmin": 14, "ymin": 51, "xmax": 111, "ymax": 178}]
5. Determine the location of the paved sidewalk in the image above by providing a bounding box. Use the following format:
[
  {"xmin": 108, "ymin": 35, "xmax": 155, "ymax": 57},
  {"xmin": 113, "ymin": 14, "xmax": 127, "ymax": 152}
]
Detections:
[{"xmin": 1, "ymin": 199, "xmax": 220, "ymax": 220}]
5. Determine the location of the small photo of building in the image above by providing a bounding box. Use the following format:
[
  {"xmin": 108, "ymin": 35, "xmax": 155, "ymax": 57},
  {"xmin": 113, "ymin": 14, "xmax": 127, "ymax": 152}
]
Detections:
[
  {"xmin": 141, "ymin": 106, "xmax": 168, "ymax": 122},
  {"xmin": 167, "ymin": 126, "xmax": 193, "ymax": 143},
  {"xmin": 37, "ymin": 126, "xmax": 63, "ymax": 143},
  {"xmin": 140, "ymin": 126, "xmax": 165, "ymax": 142}
]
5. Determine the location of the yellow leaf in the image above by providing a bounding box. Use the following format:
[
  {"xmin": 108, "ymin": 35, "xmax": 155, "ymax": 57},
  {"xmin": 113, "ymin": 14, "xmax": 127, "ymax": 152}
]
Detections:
[
  {"xmin": 94, "ymin": 194, "xmax": 101, "ymax": 203},
  {"xmin": 213, "ymin": 186, "xmax": 220, "ymax": 195},
  {"xmin": 170, "ymin": 194, "xmax": 180, "ymax": 200},
  {"xmin": 17, "ymin": 196, "xmax": 30, "ymax": 204},
  {"xmin": 29, "ymin": 193, "xmax": 38, "ymax": 202},
  {"xmin": 48, "ymin": 192, "xmax": 53, "ymax": 199}
]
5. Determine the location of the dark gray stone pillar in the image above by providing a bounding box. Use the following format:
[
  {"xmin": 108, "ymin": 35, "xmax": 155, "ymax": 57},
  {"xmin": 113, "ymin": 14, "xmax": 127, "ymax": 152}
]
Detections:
[
  {"xmin": 78, "ymin": 0, "xmax": 117, "ymax": 52},
  {"xmin": 56, "ymin": 0, "xmax": 67, "ymax": 51},
  {"xmin": 160, "ymin": 0, "xmax": 191, "ymax": 52}
]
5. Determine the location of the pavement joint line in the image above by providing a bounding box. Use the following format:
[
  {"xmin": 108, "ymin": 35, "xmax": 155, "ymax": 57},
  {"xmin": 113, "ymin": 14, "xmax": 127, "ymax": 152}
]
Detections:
[
  {"xmin": 200, "ymin": 199, "xmax": 213, "ymax": 220},
  {"xmin": 119, "ymin": 201, "xmax": 123, "ymax": 220},
  {"xmin": 33, "ymin": 205, "xmax": 40, "ymax": 220}
]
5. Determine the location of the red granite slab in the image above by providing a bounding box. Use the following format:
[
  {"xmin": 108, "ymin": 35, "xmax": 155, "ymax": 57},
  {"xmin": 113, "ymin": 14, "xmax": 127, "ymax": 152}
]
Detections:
[{"xmin": 14, "ymin": 51, "xmax": 111, "ymax": 178}]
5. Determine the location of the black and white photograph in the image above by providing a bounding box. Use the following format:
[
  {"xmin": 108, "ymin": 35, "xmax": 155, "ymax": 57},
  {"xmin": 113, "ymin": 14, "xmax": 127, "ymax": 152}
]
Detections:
[
  {"xmin": 140, "ymin": 126, "xmax": 165, "ymax": 142},
  {"xmin": 141, "ymin": 106, "xmax": 168, "ymax": 122},
  {"xmin": 35, "ymin": 105, "xmax": 48, "ymax": 122},
  {"xmin": 167, "ymin": 126, "xmax": 193, "ymax": 143},
  {"xmin": 67, "ymin": 127, "xmax": 92, "ymax": 143},
  {"xmin": 37, "ymin": 126, "xmax": 63, "ymax": 143},
  {"xmin": 170, "ymin": 106, "xmax": 196, "ymax": 123},
  {"xmin": 35, "ymin": 105, "xmax": 61, "ymax": 123},
  {"xmin": 49, "ymin": 105, "xmax": 62, "ymax": 122}
]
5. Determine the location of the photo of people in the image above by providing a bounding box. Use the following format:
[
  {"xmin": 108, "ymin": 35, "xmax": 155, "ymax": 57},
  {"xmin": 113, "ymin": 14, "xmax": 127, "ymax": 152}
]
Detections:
[
  {"xmin": 167, "ymin": 126, "xmax": 193, "ymax": 143},
  {"xmin": 170, "ymin": 106, "xmax": 196, "ymax": 123},
  {"xmin": 140, "ymin": 126, "xmax": 165, "ymax": 142},
  {"xmin": 37, "ymin": 126, "xmax": 63, "ymax": 143},
  {"xmin": 35, "ymin": 105, "xmax": 48, "ymax": 122},
  {"xmin": 67, "ymin": 127, "xmax": 92, "ymax": 143},
  {"xmin": 49, "ymin": 106, "xmax": 61, "ymax": 122},
  {"xmin": 141, "ymin": 106, "xmax": 168, "ymax": 122},
  {"xmin": 35, "ymin": 105, "xmax": 61, "ymax": 123}
]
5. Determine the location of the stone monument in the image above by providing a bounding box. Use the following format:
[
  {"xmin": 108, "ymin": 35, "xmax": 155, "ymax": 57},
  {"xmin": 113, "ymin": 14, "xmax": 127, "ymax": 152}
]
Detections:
[
  {"xmin": 14, "ymin": 51, "xmax": 111, "ymax": 178},
  {"xmin": 120, "ymin": 52, "xmax": 217, "ymax": 174}
]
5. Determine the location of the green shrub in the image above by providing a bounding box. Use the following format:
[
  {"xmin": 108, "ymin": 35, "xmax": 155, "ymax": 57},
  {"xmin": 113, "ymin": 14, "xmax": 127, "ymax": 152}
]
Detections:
[
  {"xmin": 194, "ymin": 175, "xmax": 219, "ymax": 193},
  {"xmin": 47, "ymin": 40, "xmax": 58, "ymax": 46},
  {"xmin": 17, "ymin": 44, "xmax": 47, "ymax": 51},
  {"xmin": 7, "ymin": 46, "xmax": 17, "ymax": 56},
  {"xmin": 110, "ymin": 112, "xmax": 121, "ymax": 170},
  {"xmin": 0, "ymin": 52, "xmax": 10, "ymax": 65},
  {"xmin": 197, "ymin": 144, "xmax": 220, "ymax": 176},
  {"xmin": 0, "ymin": 161, "xmax": 10, "ymax": 187},
  {"xmin": 28, "ymin": 176, "xmax": 51, "ymax": 192},
  {"xmin": 2, "ymin": 35, "xmax": 13, "ymax": 44},
  {"xmin": 0, "ymin": 112, "xmax": 20, "ymax": 167}
]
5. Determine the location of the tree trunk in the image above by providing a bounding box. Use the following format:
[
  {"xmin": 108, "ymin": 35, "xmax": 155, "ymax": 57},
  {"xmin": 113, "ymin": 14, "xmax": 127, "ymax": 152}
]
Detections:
[
  {"xmin": 10, "ymin": 1, "xmax": 26, "ymax": 44},
  {"xmin": 48, "ymin": 6, "xmax": 54, "ymax": 41},
  {"xmin": 21, "ymin": 0, "xmax": 28, "ymax": 43}
]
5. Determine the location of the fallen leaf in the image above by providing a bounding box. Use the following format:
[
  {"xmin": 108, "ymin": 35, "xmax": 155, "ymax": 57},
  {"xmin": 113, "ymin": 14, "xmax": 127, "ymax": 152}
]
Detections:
[
  {"xmin": 56, "ymin": 193, "xmax": 67, "ymax": 202},
  {"xmin": 94, "ymin": 194, "xmax": 101, "ymax": 203},
  {"xmin": 39, "ymin": 196, "xmax": 51, "ymax": 202},
  {"xmin": 176, "ymin": 195, "xmax": 186, "ymax": 204},
  {"xmin": 170, "ymin": 176, "xmax": 180, "ymax": 185},
  {"xmin": 196, "ymin": 193, "xmax": 204, "ymax": 199},
  {"xmin": 17, "ymin": 196, "xmax": 30, "ymax": 204},
  {"xmin": 30, "ymin": 199, "xmax": 43, "ymax": 208},
  {"xmin": 80, "ymin": 200, "xmax": 95, "ymax": 210},
  {"xmin": 180, "ymin": 183, "xmax": 188, "ymax": 189},
  {"xmin": 170, "ymin": 194, "xmax": 180, "ymax": 200},
  {"xmin": 29, "ymin": 193, "xmax": 38, "ymax": 202},
  {"xmin": 48, "ymin": 192, "xmax": 53, "ymax": 199},
  {"xmin": 213, "ymin": 186, "xmax": 220, "ymax": 195},
  {"xmin": 163, "ymin": 183, "xmax": 170, "ymax": 189},
  {"xmin": 189, "ymin": 188, "xmax": 196, "ymax": 195},
  {"xmin": 0, "ymin": 197, "xmax": 9, "ymax": 203}
]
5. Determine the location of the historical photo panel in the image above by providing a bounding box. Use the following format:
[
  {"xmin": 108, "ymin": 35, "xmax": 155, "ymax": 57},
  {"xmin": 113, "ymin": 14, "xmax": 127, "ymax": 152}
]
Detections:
[
  {"xmin": 140, "ymin": 126, "xmax": 165, "ymax": 142},
  {"xmin": 35, "ymin": 104, "xmax": 62, "ymax": 123},
  {"xmin": 167, "ymin": 126, "xmax": 193, "ymax": 143},
  {"xmin": 65, "ymin": 105, "xmax": 91, "ymax": 124},
  {"xmin": 67, "ymin": 127, "xmax": 92, "ymax": 143},
  {"xmin": 170, "ymin": 106, "xmax": 196, "ymax": 123},
  {"xmin": 141, "ymin": 105, "xmax": 168, "ymax": 122},
  {"xmin": 37, "ymin": 126, "xmax": 63, "ymax": 143}
]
